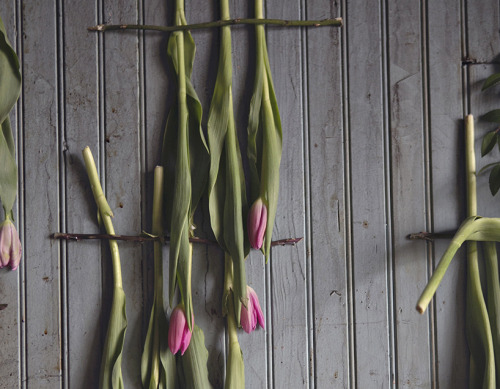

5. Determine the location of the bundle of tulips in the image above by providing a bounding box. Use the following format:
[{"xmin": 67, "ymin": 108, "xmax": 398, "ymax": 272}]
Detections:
[
  {"xmin": 0, "ymin": 3, "xmax": 342, "ymax": 388},
  {"xmin": 87, "ymin": 0, "xmax": 282, "ymax": 387}
]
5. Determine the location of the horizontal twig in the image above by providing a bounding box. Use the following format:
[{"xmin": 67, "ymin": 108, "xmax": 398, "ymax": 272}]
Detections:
[
  {"xmin": 407, "ymin": 231, "xmax": 455, "ymax": 241},
  {"xmin": 88, "ymin": 17, "xmax": 343, "ymax": 33},
  {"xmin": 52, "ymin": 232, "xmax": 303, "ymax": 247}
]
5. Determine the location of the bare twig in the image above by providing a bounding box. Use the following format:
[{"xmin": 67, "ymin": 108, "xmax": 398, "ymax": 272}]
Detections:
[
  {"xmin": 88, "ymin": 17, "xmax": 343, "ymax": 33},
  {"xmin": 407, "ymin": 231, "xmax": 455, "ymax": 241},
  {"xmin": 52, "ymin": 232, "xmax": 302, "ymax": 247}
]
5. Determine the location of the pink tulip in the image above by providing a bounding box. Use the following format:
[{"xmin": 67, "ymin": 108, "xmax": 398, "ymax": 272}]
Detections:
[
  {"xmin": 0, "ymin": 219, "xmax": 22, "ymax": 271},
  {"xmin": 168, "ymin": 305, "xmax": 193, "ymax": 355},
  {"xmin": 248, "ymin": 198, "xmax": 267, "ymax": 249},
  {"xmin": 240, "ymin": 286, "xmax": 265, "ymax": 333}
]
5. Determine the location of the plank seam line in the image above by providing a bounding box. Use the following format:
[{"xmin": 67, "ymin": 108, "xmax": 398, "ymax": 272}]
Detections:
[
  {"xmin": 419, "ymin": 0, "xmax": 438, "ymax": 386},
  {"xmin": 263, "ymin": 4, "xmax": 274, "ymax": 389},
  {"xmin": 341, "ymin": 0, "xmax": 356, "ymax": 386},
  {"xmin": 97, "ymin": 0, "xmax": 107, "ymax": 357},
  {"xmin": 56, "ymin": 0, "xmax": 69, "ymax": 386},
  {"xmin": 298, "ymin": 0, "xmax": 315, "ymax": 388},
  {"xmin": 381, "ymin": 0, "xmax": 397, "ymax": 386},
  {"xmin": 15, "ymin": 1, "xmax": 27, "ymax": 386}
]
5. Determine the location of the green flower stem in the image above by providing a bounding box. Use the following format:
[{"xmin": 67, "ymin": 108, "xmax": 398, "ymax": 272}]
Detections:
[
  {"xmin": 82, "ymin": 146, "xmax": 122, "ymax": 287},
  {"xmin": 223, "ymin": 254, "xmax": 245, "ymax": 389},
  {"xmin": 152, "ymin": 166, "xmax": 164, "ymax": 384},
  {"xmin": 88, "ymin": 17, "xmax": 343, "ymax": 32},
  {"xmin": 464, "ymin": 114, "xmax": 495, "ymax": 388},
  {"xmin": 484, "ymin": 241, "xmax": 500, "ymax": 382},
  {"xmin": 82, "ymin": 146, "xmax": 127, "ymax": 389}
]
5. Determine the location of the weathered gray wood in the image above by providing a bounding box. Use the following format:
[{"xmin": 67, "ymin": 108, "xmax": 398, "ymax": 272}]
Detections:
[
  {"xmin": 62, "ymin": 0, "xmax": 102, "ymax": 387},
  {"xmin": 388, "ymin": 0, "xmax": 433, "ymax": 386},
  {"xmin": 22, "ymin": 2, "xmax": 63, "ymax": 388},
  {"xmin": 0, "ymin": 2, "xmax": 22, "ymax": 388},
  {"xmin": 428, "ymin": 0, "xmax": 468, "ymax": 386},
  {"xmin": 102, "ymin": 0, "xmax": 143, "ymax": 386},
  {"xmin": 306, "ymin": 0, "xmax": 347, "ymax": 387},
  {"xmin": 266, "ymin": 1, "xmax": 309, "ymax": 388},
  {"xmin": 346, "ymin": 0, "xmax": 392, "ymax": 386}
]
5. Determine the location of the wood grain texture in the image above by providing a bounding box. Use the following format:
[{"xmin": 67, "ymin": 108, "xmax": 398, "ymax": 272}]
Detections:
[
  {"xmin": 3, "ymin": 0, "xmax": 500, "ymax": 388},
  {"xmin": 428, "ymin": 0, "xmax": 468, "ymax": 386},
  {"xmin": 62, "ymin": 0, "xmax": 102, "ymax": 387}
]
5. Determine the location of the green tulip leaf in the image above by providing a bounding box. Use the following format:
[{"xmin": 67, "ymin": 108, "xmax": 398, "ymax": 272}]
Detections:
[
  {"xmin": 0, "ymin": 16, "xmax": 21, "ymax": 125},
  {"xmin": 162, "ymin": 4, "xmax": 208, "ymax": 331},
  {"xmin": 99, "ymin": 287, "xmax": 127, "ymax": 389},
  {"xmin": 0, "ymin": 16, "xmax": 21, "ymax": 216},
  {"xmin": 207, "ymin": 2, "xmax": 248, "ymax": 313},
  {"xmin": 0, "ymin": 117, "xmax": 18, "ymax": 215},
  {"xmin": 178, "ymin": 325, "xmax": 213, "ymax": 389},
  {"xmin": 247, "ymin": 6, "xmax": 283, "ymax": 263}
]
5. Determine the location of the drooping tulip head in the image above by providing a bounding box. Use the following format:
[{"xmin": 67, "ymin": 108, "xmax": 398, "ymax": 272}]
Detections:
[
  {"xmin": 0, "ymin": 218, "xmax": 22, "ymax": 270},
  {"xmin": 168, "ymin": 304, "xmax": 193, "ymax": 355},
  {"xmin": 247, "ymin": 198, "xmax": 267, "ymax": 250},
  {"xmin": 240, "ymin": 286, "xmax": 265, "ymax": 333}
]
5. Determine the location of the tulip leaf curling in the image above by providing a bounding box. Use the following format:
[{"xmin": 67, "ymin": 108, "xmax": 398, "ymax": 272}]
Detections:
[
  {"xmin": 207, "ymin": 0, "xmax": 248, "ymax": 315},
  {"xmin": 162, "ymin": 1, "xmax": 208, "ymax": 331},
  {"xmin": 0, "ymin": 15, "xmax": 21, "ymax": 217},
  {"xmin": 247, "ymin": 0, "xmax": 283, "ymax": 264}
]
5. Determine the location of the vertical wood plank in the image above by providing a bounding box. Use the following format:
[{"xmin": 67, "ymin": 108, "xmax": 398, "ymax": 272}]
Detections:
[
  {"xmin": 102, "ymin": 1, "xmax": 142, "ymax": 386},
  {"xmin": 266, "ymin": 1, "xmax": 308, "ymax": 387},
  {"xmin": 345, "ymin": 0, "xmax": 392, "ymax": 387},
  {"xmin": 306, "ymin": 0, "xmax": 347, "ymax": 387},
  {"xmin": 388, "ymin": 0, "xmax": 433, "ymax": 386},
  {"xmin": 427, "ymin": 0, "xmax": 468, "ymax": 386},
  {"xmin": 185, "ymin": 2, "xmax": 227, "ymax": 387},
  {"xmin": 62, "ymin": 0, "xmax": 102, "ymax": 387},
  {"xmin": 0, "ymin": 2, "xmax": 22, "ymax": 388},
  {"xmin": 22, "ymin": 1, "xmax": 62, "ymax": 387}
]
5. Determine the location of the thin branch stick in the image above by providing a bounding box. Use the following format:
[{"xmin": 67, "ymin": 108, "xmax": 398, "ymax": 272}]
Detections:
[
  {"xmin": 407, "ymin": 231, "xmax": 455, "ymax": 241},
  {"xmin": 52, "ymin": 232, "xmax": 302, "ymax": 247},
  {"xmin": 88, "ymin": 17, "xmax": 343, "ymax": 33}
]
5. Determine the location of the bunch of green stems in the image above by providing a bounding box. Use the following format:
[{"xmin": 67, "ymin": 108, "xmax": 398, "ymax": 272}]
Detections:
[{"xmin": 416, "ymin": 115, "xmax": 500, "ymax": 388}]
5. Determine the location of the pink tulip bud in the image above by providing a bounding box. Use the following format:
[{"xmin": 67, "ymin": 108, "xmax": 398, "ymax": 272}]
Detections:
[
  {"xmin": 0, "ymin": 219, "xmax": 22, "ymax": 271},
  {"xmin": 240, "ymin": 286, "xmax": 265, "ymax": 333},
  {"xmin": 248, "ymin": 198, "xmax": 267, "ymax": 249},
  {"xmin": 168, "ymin": 305, "xmax": 193, "ymax": 355}
]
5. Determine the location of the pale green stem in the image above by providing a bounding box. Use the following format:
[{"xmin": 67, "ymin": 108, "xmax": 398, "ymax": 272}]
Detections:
[
  {"xmin": 224, "ymin": 254, "xmax": 239, "ymax": 345},
  {"xmin": 466, "ymin": 114, "xmax": 477, "ymax": 216},
  {"xmin": 82, "ymin": 146, "xmax": 122, "ymax": 288},
  {"xmin": 416, "ymin": 116, "xmax": 478, "ymax": 313},
  {"xmin": 151, "ymin": 166, "xmax": 164, "ymax": 384}
]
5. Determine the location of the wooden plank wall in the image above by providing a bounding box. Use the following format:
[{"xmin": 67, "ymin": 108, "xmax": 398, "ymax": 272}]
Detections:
[{"xmin": 1, "ymin": 0, "xmax": 500, "ymax": 387}]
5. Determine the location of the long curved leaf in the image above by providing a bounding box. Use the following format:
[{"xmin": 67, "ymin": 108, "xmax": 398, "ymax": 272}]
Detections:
[
  {"xmin": 247, "ymin": 6, "xmax": 282, "ymax": 263},
  {"xmin": 100, "ymin": 287, "xmax": 127, "ymax": 389},
  {"xmin": 0, "ymin": 15, "xmax": 21, "ymax": 216},
  {"xmin": 207, "ymin": 2, "xmax": 248, "ymax": 314},
  {"xmin": 178, "ymin": 325, "xmax": 213, "ymax": 389},
  {"xmin": 162, "ymin": 6, "xmax": 208, "ymax": 331}
]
